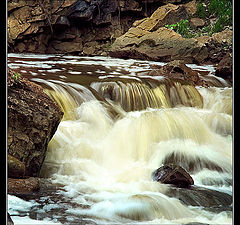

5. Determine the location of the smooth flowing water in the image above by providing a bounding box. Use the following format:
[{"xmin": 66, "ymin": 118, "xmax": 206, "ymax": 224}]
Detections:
[{"xmin": 8, "ymin": 53, "xmax": 232, "ymax": 225}]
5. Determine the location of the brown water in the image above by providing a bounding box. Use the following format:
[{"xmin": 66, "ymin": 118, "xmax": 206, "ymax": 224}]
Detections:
[{"xmin": 8, "ymin": 53, "xmax": 232, "ymax": 225}]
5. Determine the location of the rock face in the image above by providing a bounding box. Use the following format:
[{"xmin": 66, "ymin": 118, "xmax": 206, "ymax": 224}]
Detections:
[
  {"xmin": 7, "ymin": 0, "xmax": 170, "ymax": 55},
  {"xmin": 8, "ymin": 68, "xmax": 63, "ymax": 177},
  {"xmin": 152, "ymin": 164, "xmax": 194, "ymax": 188}
]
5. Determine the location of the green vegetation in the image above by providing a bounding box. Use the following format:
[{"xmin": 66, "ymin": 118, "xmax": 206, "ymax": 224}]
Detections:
[
  {"xmin": 195, "ymin": 2, "xmax": 206, "ymax": 19},
  {"xmin": 208, "ymin": 0, "xmax": 232, "ymax": 33},
  {"xmin": 165, "ymin": 19, "xmax": 194, "ymax": 38},
  {"xmin": 165, "ymin": 0, "xmax": 232, "ymax": 38},
  {"xmin": 12, "ymin": 72, "xmax": 21, "ymax": 82}
]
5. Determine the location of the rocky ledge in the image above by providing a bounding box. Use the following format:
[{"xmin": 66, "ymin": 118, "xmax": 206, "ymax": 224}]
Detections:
[{"xmin": 109, "ymin": 2, "xmax": 232, "ymax": 65}]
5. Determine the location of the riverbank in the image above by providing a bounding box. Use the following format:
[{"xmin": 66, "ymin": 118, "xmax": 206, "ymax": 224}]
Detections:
[{"xmin": 8, "ymin": 0, "xmax": 232, "ymax": 66}]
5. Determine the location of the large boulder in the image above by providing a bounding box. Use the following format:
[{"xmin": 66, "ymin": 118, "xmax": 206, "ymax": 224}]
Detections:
[
  {"xmin": 152, "ymin": 164, "xmax": 194, "ymax": 188},
  {"xmin": 109, "ymin": 3, "xmax": 208, "ymax": 63},
  {"xmin": 109, "ymin": 26, "xmax": 208, "ymax": 63},
  {"xmin": 8, "ymin": 68, "xmax": 63, "ymax": 177}
]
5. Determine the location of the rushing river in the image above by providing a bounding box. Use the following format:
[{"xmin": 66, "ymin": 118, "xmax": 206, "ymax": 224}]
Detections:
[{"xmin": 8, "ymin": 53, "xmax": 232, "ymax": 225}]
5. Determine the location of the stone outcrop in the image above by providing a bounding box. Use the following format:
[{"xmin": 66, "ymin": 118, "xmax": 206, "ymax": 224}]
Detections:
[
  {"xmin": 8, "ymin": 68, "xmax": 63, "ymax": 177},
  {"xmin": 152, "ymin": 164, "xmax": 194, "ymax": 188}
]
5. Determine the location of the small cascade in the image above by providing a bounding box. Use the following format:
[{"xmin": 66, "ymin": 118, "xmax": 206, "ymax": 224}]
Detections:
[{"xmin": 91, "ymin": 78, "xmax": 203, "ymax": 112}]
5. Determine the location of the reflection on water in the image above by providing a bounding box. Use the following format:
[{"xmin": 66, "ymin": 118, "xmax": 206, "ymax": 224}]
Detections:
[{"xmin": 8, "ymin": 53, "xmax": 232, "ymax": 225}]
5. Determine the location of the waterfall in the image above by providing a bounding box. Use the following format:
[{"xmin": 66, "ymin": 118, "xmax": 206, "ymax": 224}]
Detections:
[
  {"xmin": 8, "ymin": 54, "xmax": 232, "ymax": 225},
  {"xmin": 38, "ymin": 77, "xmax": 231, "ymax": 224}
]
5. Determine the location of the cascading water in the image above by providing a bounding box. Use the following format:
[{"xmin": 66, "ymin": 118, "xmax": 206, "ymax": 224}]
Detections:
[{"xmin": 8, "ymin": 54, "xmax": 232, "ymax": 225}]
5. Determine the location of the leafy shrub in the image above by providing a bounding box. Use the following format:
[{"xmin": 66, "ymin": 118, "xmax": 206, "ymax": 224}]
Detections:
[
  {"xmin": 165, "ymin": 19, "xmax": 194, "ymax": 38},
  {"xmin": 195, "ymin": 2, "xmax": 206, "ymax": 19},
  {"xmin": 208, "ymin": 0, "xmax": 232, "ymax": 33}
]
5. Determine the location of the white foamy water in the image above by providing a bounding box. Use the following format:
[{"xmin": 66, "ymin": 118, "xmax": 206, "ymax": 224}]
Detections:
[{"xmin": 8, "ymin": 54, "xmax": 232, "ymax": 225}]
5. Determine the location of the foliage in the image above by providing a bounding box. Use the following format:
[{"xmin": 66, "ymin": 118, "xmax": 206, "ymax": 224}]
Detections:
[
  {"xmin": 165, "ymin": 19, "xmax": 194, "ymax": 38},
  {"xmin": 193, "ymin": 0, "xmax": 233, "ymax": 36},
  {"xmin": 195, "ymin": 2, "xmax": 206, "ymax": 19},
  {"xmin": 12, "ymin": 72, "xmax": 21, "ymax": 82},
  {"xmin": 208, "ymin": 0, "xmax": 232, "ymax": 33}
]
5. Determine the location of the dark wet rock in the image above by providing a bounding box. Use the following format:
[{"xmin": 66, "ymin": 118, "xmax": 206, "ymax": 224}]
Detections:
[
  {"xmin": 8, "ymin": 68, "xmax": 63, "ymax": 177},
  {"xmin": 215, "ymin": 54, "xmax": 232, "ymax": 84},
  {"xmin": 10, "ymin": 178, "xmax": 97, "ymax": 225},
  {"xmin": 8, "ymin": 177, "xmax": 40, "ymax": 194},
  {"xmin": 8, "ymin": 154, "xmax": 26, "ymax": 178},
  {"xmin": 152, "ymin": 164, "xmax": 194, "ymax": 188},
  {"xmin": 55, "ymin": 15, "xmax": 71, "ymax": 27},
  {"xmin": 68, "ymin": 1, "xmax": 98, "ymax": 21},
  {"xmin": 8, "ymin": 213, "xmax": 14, "ymax": 225},
  {"xmin": 166, "ymin": 185, "xmax": 232, "ymax": 213}
]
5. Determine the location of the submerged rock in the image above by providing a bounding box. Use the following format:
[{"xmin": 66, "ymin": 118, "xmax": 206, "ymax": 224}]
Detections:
[
  {"xmin": 166, "ymin": 185, "xmax": 232, "ymax": 213},
  {"xmin": 8, "ymin": 68, "xmax": 63, "ymax": 177},
  {"xmin": 152, "ymin": 164, "xmax": 194, "ymax": 188}
]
